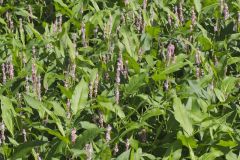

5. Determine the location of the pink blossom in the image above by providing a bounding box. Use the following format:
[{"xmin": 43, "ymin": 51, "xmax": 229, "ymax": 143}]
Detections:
[
  {"xmin": 94, "ymin": 73, "xmax": 99, "ymax": 97},
  {"xmin": 168, "ymin": 13, "xmax": 172, "ymax": 26},
  {"xmin": 85, "ymin": 143, "xmax": 93, "ymax": 160},
  {"xmin": 125, "ymin": 138, "xmax": 130, "ymax": 150},
  {"xmin": 105, "ymin": 124, "xmax": 112, "ymax": 142},
  {"xmin": 191, "ymin": 7, "xmax": 196, "ymax": 26},
  {"xmin": 179, "ymin": 3, "xmax": 184, "ymax": 23},
  {"xmin": 223, "ymin": 3, "xmax": 229, "ymax": 20},
  {"xmin": 114, "ymin": 143, "xmax": 119, "ymax": 155},
  {"xmin": 71, "ymin": 128, "xmax": 77, "ymax": 144},
  {"xmin": 2, "ymin": 63, "xmax": 6, "ymax": 84}
]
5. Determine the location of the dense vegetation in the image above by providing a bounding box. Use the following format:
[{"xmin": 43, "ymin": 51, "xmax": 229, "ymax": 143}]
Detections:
[{"xmin": 0, "ymin": 0, "xmax": 240, "ymax": 159}]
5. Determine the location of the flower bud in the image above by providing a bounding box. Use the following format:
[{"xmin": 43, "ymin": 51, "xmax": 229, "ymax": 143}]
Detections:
[
  {"xmin": 85, "ymin": 143, "xmax": 93, "ymax": 160},
  {"xmin": 89, "ymin": 82, "xmax": 93, "ymax": 99},
  {"xmin": 37, "ymin": 75, "xmax": 41, "ymax": 101},
  {"xmin": 53, "ymin": 19, "xmax": 58, "ymax": 33},
  {"xmin": 174, "ymin": 6, "xmax": 179, "ymax": 27},
  {"xmin": 26, "ymin": 76, "xmax": 30, "ymax": 92},
  {"xmin": 81, "ymin": 23, "xmax": 87, "ymax": 47},
  {"xmin": 2, "ymin": 63, "xmax": 6, "ymax": 84},
  {"xmin": 66, "ymin": 99, "xmax": 71, "ymax": 119},
  {"xmin": 196, "ymin": 67, "xmax": 200, "ymax": 79},
  {"xmin": 98, "ymin": 111, "xmax": 104, "ymax": 128},
  {"xmin": 168, "ymin": 13, "xmax": 172, "ymax": 26},
  {"xmin": 9, "ymin": 58, "xmax": 14, "ymax": 80},
  {"xmin": 124, "ymin": 0, "xmax": 129, "ymax": 6},
  {"xmin": 223, "ymin": 3, "xmax": 229, "ymax": 20},
  {"xmin": 106, "ymin": 124, "xmax": 112, "ymax": 143},
  {"xmin": 114, "ymin": 143, "xmax": 119, "ymax": 155},
  {"xmin": 0, "ymin": 122, "xmax": 5, "ymax": 142},
  {"xmin": 32, "ymin": 62, "xmax": 37, "ymax": 85},
  {"xmin": 143, "ymin": 0, "xmax": 147, "ymax": 10},
  {"xmin": 115, "ymin": 86, "xmax": 120, "ymax": 104},
  {"xmin": 214, "ymin": 23, "xmax": 218, "ymax": 32},
  {"xmin": 36, "ymin": 153, "xmax": 42, "ymax": 160},
  {"xmin": 23, "ymin": 129, "xmax": 27, "ymax": 142},
  {"xmin": 125, "ymin": 138, "xmax": 130, "ymax": 151},
  {"xmin": 164, "ymin": 80, "xmax": 169, "ymax": 91},
  {"xmin": 167, "ymin": 43, "xmax": 175, "ymax": 65},
  {"xmin": 70, "ymin": 63, "xmax": 76, "ymax": 79},
  {"xmin": 58, "ymin": 15, "xmax": 62, "ymax": 32},
  {"xmin": 191, "ymin": 7, "xmax": 196, "ymax": 26},
  {"xmin": 71, "ymin": 128, "xmax": 77, "ymax": 144},
  {"xmin": 195, "ymin": 50, "xmax": 201, "ymax": 66},
  {"xmin": 94, "ymin": 73, "xmax": 99, "ymax": 97},
  {"xmin": 139, "ymin": 128, "xmax": 147, "ymax": 142},
  {"xmin": 179, "ymin": 2, "xmax": 184, "ymax": 23}
]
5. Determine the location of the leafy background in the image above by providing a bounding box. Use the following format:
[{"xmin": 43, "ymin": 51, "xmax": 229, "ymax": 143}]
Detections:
[{"xmin": 0, "ymin": 0, "xmax": 240, "ymax": 159}]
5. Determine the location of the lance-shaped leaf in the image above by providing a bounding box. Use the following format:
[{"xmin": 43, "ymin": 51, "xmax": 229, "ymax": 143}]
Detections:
[
  {"xmin": 10, "ymin": 141, "xmax": 46, "ymax": 160},
  {"xmin": 1, "ymin": 96, "xmax": 16, "ymax": 136},
  {"xmin": 71, "ymin": 78, "xmax": 89, "ymax": 115},
  {"xmin": 194, "ymin": 0, "xmax": 202, "ymax": 13},
  {"xmin": 173, "ymin": 97, "xmax": 193, "ymax": 136}
]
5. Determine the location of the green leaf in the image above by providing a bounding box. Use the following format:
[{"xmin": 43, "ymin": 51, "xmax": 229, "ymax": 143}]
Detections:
[
  {"xmin": 214, "ymin": 88, "xmax": 226, "ymax": 102},
  {"xmin": 23, "ymin": 94, "xmax": 45, "ymax": 118},
  {"xmin": 99, "ymin": 101, "xmax": 125, "ymax": 119},
  {"xmin": 145, "ymin": 26, "xmax": 160, "ymax": 38},
  {"xmin": 100, "ymin": 147, "xmax": 112, "ymax": 160},
  {"xmin": 43, "ymin": 73, "xmax": 58, "ymax": 90},
  {"xmin": 33, "ymin": 125, "xmax": 69, "ymax": 143},
  {"xmin": 198, "ymin": 34, "xmax": 212, "ymax": 51},
  {"xmin": 0, "ymin": 17, "xmax": 7, "ymax": 25},
  {"xmin": 123, "ymin": 53, "xmax": 140, "ymax": 73},
  {"xmin": 217, "ymin": 140, "xmax": 237, "ymax": 147},
  {"xmin": 120, "ymin": 28, "xmax": 136, "ymax": 59},
  {"xmin": 197, "ymin": 99, "xmax": 208, "ymax": 113},
  {"xmin": 90, "ymin": 0, "xmax": 100, "ymax": 11},
  {"xmin": 71, "ymin": 78, "xmax": 89, "ymax": 115},
  {"xmin": 48, "ymin": 101, "xmax": 66, "ymax": 118},
  {"xmin": 221, "ymin": 77, "xmax": 237, "ymax": 94},
  {"xmin": 10, "ymin": 141, "xmax": 46, "ymax": 160},
  {"xmin": 0, "ymin": 96, "xmax": 16, "ymax": 136},
  {"xmin": 54, "ymin": 0, "xmax": 72, "ymax": 16},
  {"xmin": 141, "ymin": 108, "xmax": 165, "ymax": 122},
  {"xmin": 227, "ymin": 57, "xmax": 240, "ymax": 65},
  {"xmin": 173, "ymin": 97, "xmax": 193, "ymax": 136},
  {"xmin": 44, "ymin": 107, "xmax": 66, "ymax": 136},
  {"xmin": 58, "ymin": 85, "xmax": 72, "ymax": 99},
  {"xmin": 163, "ymin": 141, "xmax": 182, "ymax": 160},
  {"xmin": 177, "ymin": 132, "xmax": 197, "ymax": 148},
  {"xmin": 73, "ymin": 128, "xmax": 104, "ymax": 149},
  {"xmin": 226, "ymin": 151, "xmax": 238, "ymax": 160},
  {"xmin": 26, "ymin": 23, "xmax": 43, "ymax": 40},
  {"xmin": 199, "ymin": 150, "xmax": 223, "ymax": 160},
  {"xmin": 116, "ymin": 150, "xmax": 130, "ymax": 160},
  {"xmin": 153, "ymin": 62, "xmax": 188, "ymax": 81},
  {"xmin": 15, "ymin": 8, "xmax": 37, "ymax": 19},
  {"xmin": 124, "ymin": 74, "xmax": 146, "ymax": 96},
  {"xmin": 119, "ymin": 122, "xmax": 145, "ymax": 138},
  {"xmin": 194, "ymin": 0, "xmax": 202, "ymax": 13},
  {"xmin": 80, "ymin": 121, "xmax": 98, "ymax": 130}
]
